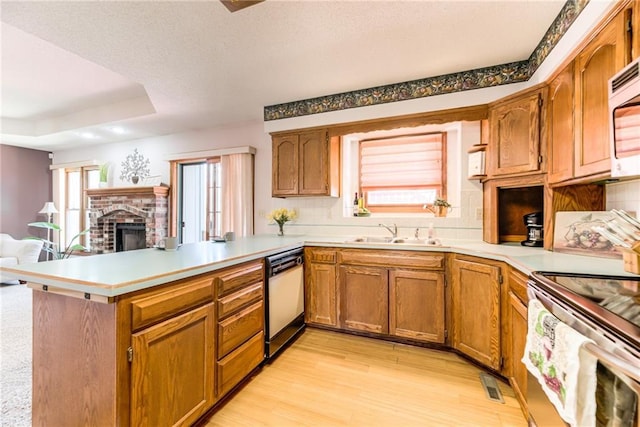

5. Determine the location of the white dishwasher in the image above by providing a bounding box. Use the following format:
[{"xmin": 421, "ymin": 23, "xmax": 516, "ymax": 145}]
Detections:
[{"xmin": 264, "ymin": 248, "xmax": 305, "ymax": 360}]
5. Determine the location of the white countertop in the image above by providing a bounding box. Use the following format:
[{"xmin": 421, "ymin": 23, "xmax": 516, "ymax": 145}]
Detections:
[{"xmin": 1, "ymin": 234, "xmax": 636, "ymax": 298}]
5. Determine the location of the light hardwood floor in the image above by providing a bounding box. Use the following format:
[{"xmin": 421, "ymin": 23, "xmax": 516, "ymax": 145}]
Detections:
[{"xmin": 205, "ymin": 328, "xmax": 527, "ymax": 426}]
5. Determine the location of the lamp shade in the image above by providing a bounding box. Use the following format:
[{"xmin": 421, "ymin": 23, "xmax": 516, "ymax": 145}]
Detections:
[{"xmin": 38, "ymin": 202, "xmax": 58, "ymax": 215}]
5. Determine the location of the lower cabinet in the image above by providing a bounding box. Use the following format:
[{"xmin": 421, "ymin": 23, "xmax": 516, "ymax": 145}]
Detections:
[
  {"xmin": 131, "ymin": 303, "xmax": 216, "ymax": 427},
  {"xmin": 509, "ymin": 291, "xmax": 529, "ymax": 418},
  {"xmin": 507, "ymin": 267, "xmax": 529, "ymax": 417},
  {"xmin": 389, "ymin": 269, "xmax": 445, "ymax": 343},
  {"xmin": 127, "ymin": 259, "xmax": 265, "ymax": 427},
  {"xmin": 339, "ymin": 264, "xmax": 389, "ymax": 334},
  {"xmin": 451, "ymin": 256, "xmax": 502, "ymax": 371},
  {"xmin": 336, "ymin": 249, "xmax": 446, "ymax": 344},
  {"xmin": 305, "ymin": 248, "xmax": 338, "ymax": 327}
]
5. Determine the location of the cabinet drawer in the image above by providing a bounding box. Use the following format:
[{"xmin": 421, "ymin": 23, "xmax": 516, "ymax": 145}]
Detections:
[
  {"xmin": 305, "ymin": 248, "xmax": 337, "ymax": 264},
  {"xmin": 217, "ymin": 301, "xmax": 264, "ymax": 359},
  {"xmin": 509, "ymin": 268, "xmax": 529, "ymax": 304},
  {"xmin": 131, "ymin": 277, "xmax": 214, "ymax": 331},
  {"xmin": 215, "ymin": 261, "xmax": 264, "ymax": 297},
  {"xmin": 216, "ymin": 332, "xmax": 264, "ymax": 398},
  {"xmin": 339, "ymin": 249, "xmax": 444, "ymax": 270},
  {"xmin": 217, "ymin": 282, "xmax": 263, "ymax": 319}
]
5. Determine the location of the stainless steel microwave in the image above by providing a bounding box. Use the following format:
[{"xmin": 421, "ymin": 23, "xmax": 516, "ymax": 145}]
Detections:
[{"xmin": 609, "ymin": 57, "xmax": 640, "ymax": 178}]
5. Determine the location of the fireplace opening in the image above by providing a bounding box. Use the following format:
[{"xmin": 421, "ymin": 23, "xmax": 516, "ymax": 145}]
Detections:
[{"xmin": 116, "ymin": 223, "xmax": 146, "ymax": 252}]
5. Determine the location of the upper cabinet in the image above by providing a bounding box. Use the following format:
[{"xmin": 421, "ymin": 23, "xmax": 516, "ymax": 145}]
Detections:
[
  {"xmin": 487, "ymin": 86, "xmax": 545, "ymax": 178},
  {"xmin": 547, "ymin": 62, "xmax": 575, "ymax": 184},
  {"xmin": 574, "ymin": 9, "xmax": 630, "ymax": 179},
  {"xmin": 272, "ymin": 129, "xmax": 340, "ymax": 197}
]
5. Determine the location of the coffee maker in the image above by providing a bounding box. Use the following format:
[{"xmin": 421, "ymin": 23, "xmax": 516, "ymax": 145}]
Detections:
[{"xmin": 521, "ymin": 212, "xmax": 543, "ymax": 247}]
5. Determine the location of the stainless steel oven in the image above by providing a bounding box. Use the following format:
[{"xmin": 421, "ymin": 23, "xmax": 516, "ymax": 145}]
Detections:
[{"xmin": 527, "ymin": 272, "xmax": 640, "ymax": 427}]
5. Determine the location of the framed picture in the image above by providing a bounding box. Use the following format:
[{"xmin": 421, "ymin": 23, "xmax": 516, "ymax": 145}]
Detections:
[{"xmin": 553, "ymin": 211, "xmax": 621, "ymax": 259}]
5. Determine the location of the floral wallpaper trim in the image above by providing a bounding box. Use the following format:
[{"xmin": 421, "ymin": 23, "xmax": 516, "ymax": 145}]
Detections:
[{"xmin": 264, "ymin": 0, "xmax": 589, "ymax": 122}]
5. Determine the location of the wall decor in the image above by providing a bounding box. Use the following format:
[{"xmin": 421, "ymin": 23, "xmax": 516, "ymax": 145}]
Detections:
[
  {"xmin": 553, "ymin": 211, "xmax": 621, "ymax": 259},
  {"xmin": 120, "ymin": 149, "xmax": 150, "ymax": 185}
]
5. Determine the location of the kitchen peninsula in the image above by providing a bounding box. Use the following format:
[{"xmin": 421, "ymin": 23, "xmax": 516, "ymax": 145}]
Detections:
[{"xmin": 1, "ymin": 235, "xmax": 635, "ymax": 426}]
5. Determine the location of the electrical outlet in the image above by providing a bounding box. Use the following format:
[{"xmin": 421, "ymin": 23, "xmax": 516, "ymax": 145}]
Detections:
[
  {"xmin": 258, "ymin": 210, "xmax": 265, "ymax": 218},
  {"xmin": 475, "ymin": 207, "xmax": 483, "ymax": 221}
]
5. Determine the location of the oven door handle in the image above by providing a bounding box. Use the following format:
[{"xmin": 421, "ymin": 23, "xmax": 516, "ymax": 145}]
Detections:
[{"xmin": 583, "ymin": 342, "xmax": 640, "ymax": 385}]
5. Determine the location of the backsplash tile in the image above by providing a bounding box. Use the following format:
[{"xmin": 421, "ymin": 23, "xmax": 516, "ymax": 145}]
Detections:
[{"xmin": 606, "ymin": 179, "xmax": 640, "ymax": 218}]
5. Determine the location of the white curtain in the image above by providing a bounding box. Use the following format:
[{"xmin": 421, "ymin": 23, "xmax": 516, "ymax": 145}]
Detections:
[{"xmin": 221, "ymin": 153, "xmax": 254, "ymax": 237}]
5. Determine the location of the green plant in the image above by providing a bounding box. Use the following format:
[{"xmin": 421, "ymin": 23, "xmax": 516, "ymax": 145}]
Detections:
[
  {"xmin": 433, "ymin": 198, "xmax": 451, "ymax": 207},
  {"xmin": 99, "ymin": 163, "xmax": 109, "ymax": 183},
  {"xmin": 27, "ymin": 222, "xmax": 89, "ymax": 260}
]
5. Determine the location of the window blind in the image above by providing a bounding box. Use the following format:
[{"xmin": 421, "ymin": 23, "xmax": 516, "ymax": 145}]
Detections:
[{"xmin": 360, "ymin": 132, "xmax": 446, "ymax": 200}]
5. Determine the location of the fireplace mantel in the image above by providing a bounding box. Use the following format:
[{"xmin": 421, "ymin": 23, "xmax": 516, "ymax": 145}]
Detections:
[{"xmin": 87, "ymin": 185, "xmax": 169, "ymax": 198}]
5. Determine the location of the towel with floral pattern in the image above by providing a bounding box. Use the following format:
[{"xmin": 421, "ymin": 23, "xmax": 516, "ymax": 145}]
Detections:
[{"xmin": 522, "ymin": 299, "xmax": 598, "ymax": 427}]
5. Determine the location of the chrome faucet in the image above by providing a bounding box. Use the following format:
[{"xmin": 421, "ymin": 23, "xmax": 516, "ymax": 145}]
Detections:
[{"xmin": 379, "ymin": 223, "xmax": 397, "ymax": 238}]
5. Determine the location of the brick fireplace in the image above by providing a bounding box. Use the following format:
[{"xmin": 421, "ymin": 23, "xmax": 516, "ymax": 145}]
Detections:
[{"xmin": 87, "ymin": 186, "xmax": 169, "ymax": 254}]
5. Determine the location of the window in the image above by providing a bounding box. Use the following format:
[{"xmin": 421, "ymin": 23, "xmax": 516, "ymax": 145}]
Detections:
[
  {"xmin": 65, "ymin": 166, "xmax": 99, "ymax": 250},
  {"xmin": 359, "ymin": 132, "xmax": 446, "ymax": 213}
]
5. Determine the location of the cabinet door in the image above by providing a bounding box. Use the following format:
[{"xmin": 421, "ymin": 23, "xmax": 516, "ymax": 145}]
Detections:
[
  {"xmin": 389, "ymin": 269, "xmax": 445, "ymax": 343},
  {"xmin": 451, "ymin": 258, "xmax": 502, "ymax": 370},
  {"xmin": 574, "ymin": 12, "xmax": 627, "ymax": 178},
  {"xmin": 299, "ymin": 130, "xmax": 329, "ymax": 195},
  {"xmin": 272, "ymin": 134, "xmax": 299, "ymax": 196},
  {"xmin": 305, "ymin": 261, "xmax": 337, "ymax": 326},
  {"xmin": 131, "ymin": 303, "xmax": 215, "ymax": 427},
  {"xmin": 547, "ymin": 62, "xmax": 575, "ymax": 184},
  {"xmin": 339, "ymin": 264, "xmax": 388, "ymax": 334},
  {"xmin": 509, "ymin": 291, "xmax": 529, "ymax": 418},
  {"xmin": 489, "ymin": 90, "xmax": 542, "ymax": 176}
]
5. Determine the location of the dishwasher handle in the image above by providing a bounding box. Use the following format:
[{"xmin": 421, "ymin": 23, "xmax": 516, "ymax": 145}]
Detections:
[{"xmin": 268, "ymin": 254, "xmax": 304, "ymax": 277}]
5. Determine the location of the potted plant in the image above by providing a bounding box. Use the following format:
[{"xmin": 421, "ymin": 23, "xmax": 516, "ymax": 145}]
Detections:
[
  {"xmin": 99, "ymin": 163, "xmax": 109, "ymax": 187},
  {"xmin": 424, "ymin": 198, "xmax": 452, "ymax": 217}
]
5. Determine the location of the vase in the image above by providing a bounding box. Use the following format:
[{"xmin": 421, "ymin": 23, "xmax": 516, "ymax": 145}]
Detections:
[
  {"xmin": 277, "ymin": 222, "xmax": 285, "ymax": 236},
  {"xmin": 131, "ymin": 176, "xmax": 139, "ymax": 185}
]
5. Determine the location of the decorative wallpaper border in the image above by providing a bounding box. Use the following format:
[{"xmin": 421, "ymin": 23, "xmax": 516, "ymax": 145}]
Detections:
[{"xmin": 264, "ymin": 0, "xmax": 589, "ymax": 122}]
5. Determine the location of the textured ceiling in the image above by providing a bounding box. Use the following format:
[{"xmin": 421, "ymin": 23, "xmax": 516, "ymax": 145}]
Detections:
[{"xmin": 1, "ymin": 0, "xmax": 568, "ymax": 151}]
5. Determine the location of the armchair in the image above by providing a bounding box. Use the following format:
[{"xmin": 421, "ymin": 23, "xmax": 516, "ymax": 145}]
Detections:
[{"xmin": 0, "ymin": 233, "xmax": 44, "ymax": 283}]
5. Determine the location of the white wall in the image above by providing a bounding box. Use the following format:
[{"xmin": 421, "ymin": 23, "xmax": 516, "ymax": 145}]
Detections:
[{"xmin": 53, "ymin": 117, "xmax": 484, "ymax": 239}]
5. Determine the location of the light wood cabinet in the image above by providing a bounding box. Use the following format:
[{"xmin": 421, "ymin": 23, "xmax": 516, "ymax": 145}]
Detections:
[
  {"xmin": 336, "ymin": 249, "xmax": 446, "ymax": 343},
  {"xmin": 503, "ymin": 268, "xmax": 529, "ymax": 418},
  {"xmin": 339, "ymin": 264, "xmax": 389, "ymax": 334},
  {"xmin": 509, "ymin": 292, "xmax": 529, "ymax": 418},
  {"xmin": 487, "ymin": 87, "xmax": 544, "ymax": 177},
  {"xmin": 389, "ymin": 269, "xmax": 445, "ymax": 343},
  {"xmin": 214, "ymin": 260, "xmax": 265, "ymax": 398},
  {"xmin": 131, "ymin": 303, "xmax": 216, "ymax": 427},
  {"xmin": 304, "ymin": 247, "xmax": 338, "ymax": 327},
  {"xmin": 31, "ymin": 259, "xmax": 265, "ymax": 427},
  {"xmin": 547, "ymin": 62, "xmax": 575, "ymax": 184},
  {"xmin": 272, "ymin": 129, "xmax": 340, "ymax": 197},
  {"xmin": 574, "ymin": 10, "xmax": 628, "ymax": 178},
  {"xmin": 451, "ymin": 256, "xmax": 502, "ymax": 371}
]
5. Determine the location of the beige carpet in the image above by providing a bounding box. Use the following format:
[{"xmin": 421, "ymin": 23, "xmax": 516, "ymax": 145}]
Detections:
[{"xmin": 0, "ymin": 281, "xmax": 31, "ymax": 427}]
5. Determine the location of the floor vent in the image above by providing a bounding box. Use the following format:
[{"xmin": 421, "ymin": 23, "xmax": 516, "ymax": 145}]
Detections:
[{"xmin": 479, "ymin": 373, "xmax": 504, "ymax": 403}]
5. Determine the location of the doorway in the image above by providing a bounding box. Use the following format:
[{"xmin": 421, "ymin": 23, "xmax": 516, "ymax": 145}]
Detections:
[{"xmin": 177, "ymin": 161, "xmax": 221, "ymax": 243}]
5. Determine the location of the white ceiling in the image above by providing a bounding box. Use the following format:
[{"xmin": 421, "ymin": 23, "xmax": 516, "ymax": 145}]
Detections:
[{"xmin": 1, "ymin": 0, "xmax": 566, "ymax": 152}]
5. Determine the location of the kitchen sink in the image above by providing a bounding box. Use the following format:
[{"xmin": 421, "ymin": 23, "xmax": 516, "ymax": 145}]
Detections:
[{"xmin": 345, "ymin": 236, "xmax": 442, "ymax": 246}]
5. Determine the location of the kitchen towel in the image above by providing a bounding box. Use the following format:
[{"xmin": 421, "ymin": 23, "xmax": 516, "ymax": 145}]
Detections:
[{"xmin": 522, "ymin": 299, "xmax": 598, "ymax": 427}]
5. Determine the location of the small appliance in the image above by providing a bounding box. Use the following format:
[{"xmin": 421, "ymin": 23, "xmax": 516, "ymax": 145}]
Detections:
[{"xmin": 521, "ymin": 211, "xmax": 544, "ymax": 247}]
